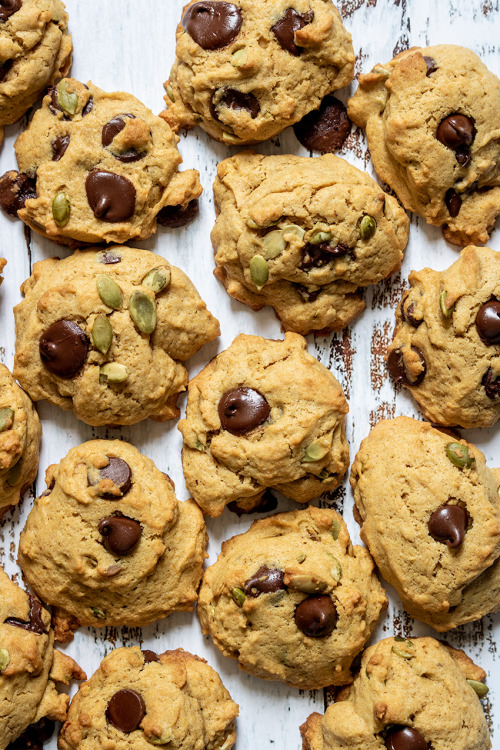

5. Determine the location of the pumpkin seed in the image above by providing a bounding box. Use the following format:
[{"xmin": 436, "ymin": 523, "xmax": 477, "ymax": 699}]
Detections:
[
  {"xmin": 129, "ymin": 291, "xmax": 157, "ymax": 334},
  {"xmin": 331, "ymin": 519, "xmax": 340, "ymax": 541},
  {"xmin": 97, "ymin": 275, "xmax": 122, "ymax": 309},
  {"xmin": 446, "ymin": 442, "xmax": 475, "ymax": 469},
  {"xmin": 392, "ymin": 639, "xmax": 414, "ymax": 659},
  {"xmin": 373, "ymin": 66, "xmax": 391, "ymax": 79},
  {"xmin": 52, "ymin": 192, "xmax": 70, "ymax": 226},
  {"xmin": 222, "ymin": 131, "xmax": 241, "ymax": 145},
  {"xmin": 301, "ymin": 441, "xmax": 329, "ymax": 462},
  {"xmin": 282, "ymin": 224, "xmax": 305, "ymax": 242},
  {"xmin": 262, "ymin": 230, "xmax": 285, "ymax": 259},
  {"xmin": 0, "ymin": 407, "xmax": 14, "ymax": 432},
  {"xmin": 297, "ymin": 553, "xmax": 306, "ymax": 563},
  {"xmin": 231, "ymin": 587, "xmax": 246, "ymax": 607},
  {"xmin": 90, "ymin": 607, "xmax": 106, "ymax": 619},
  {"xmin": 287, "ymin": 574, "xmax": 327, "ymax": 594},
  {"xmin": 359, "ymin": 215, "xmax": 377, "ymax": 240},
  {"xmin": 6, "ymin": 459, "xmax": 22, "ymax": 487},
  {"xmin": 231, "ymin": 48, "xmax": 247, "ymax": 67},
  {"xmin": 57, "ymin": 80, "xmax": 78, "ymax": 115},
  {"xmin": 246, "ymin": 218, "xmax": 260, "ymax": 229},
  {"xmin": 99, "ymin": 363, "xmax": 128, "ymax": 384},
  {"xmin": 149, "ymin": 734, "xmax": 175, "ymax": 745},
  {"xmin": 166, "ymin": 84, "xmax": 175, "ymax": 102},
  {"xmin": 310, "ymin": 230, "xmax": 332, "ymax": 245},
  {"xmin": 440, "ymin": 290, "xmax": 454, "ymax": 317},
  {"xmin": 194, "ymin": 439, "xmax": 205, "ymax": 453},
  {"xmin": 91, "ymin": 314, "xmax": 113, "ymax": 354},
  {"xmin": 330, "ymin": 557, "xmax": 342, "ymax": 581},
  {"xmin": 250, "ymin": 255, "xmax": 269, "ymax": 290},
  {"xmin": 0, "ymin": 648, "xmax": 10, "ymax": 672},
  {"xmin": 467, "ymin": 679, "xmax": 489, "ymax": 699},
  {"xmin": 141, "ymin": 266, "xmax": 171, "ymax": 293}
]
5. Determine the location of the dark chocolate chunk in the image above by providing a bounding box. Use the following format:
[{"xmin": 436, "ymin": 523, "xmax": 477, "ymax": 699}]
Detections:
[
  {"xmin": 218, "ymin": 387, "xmax": 270, "ymax": 435},
  {"xmin": 5, "ymin": 595, "xmax": 48, "ymax": 635},
  {"xmin": 101, "ymin": 250, "xmax": 122, "ymax": 264},
  {"xmin": 295, "ymin": 595, "xmax": 337, "ymax": 637},
  {"xmin": 106, "ymin": 689, "xmax": 146, "ymax": 733},
  {"xmin": 428, "ymin": 505, "xmax": 469, "ymax": 548},
  {"xmin": 212, "ymin": 88, "xmax": 260, "ymax": 119},
  {"xmin": 86, "ymin": 169, "xmax": 136, "ymax": 222},
  {"xmin": 294, "ymin": 96, "xmax": 351, "ymax": 153},
  {"xmin": 228, "ymin": 490, "xmax": 278, "ymax": 516},
  {"xmin": 445, "ymin": 188, "xmax": 462, "ymax": 217},
  {"xmin": 51, "ymin": 135, "xmax": 70, "ymax": 162},
  {"xmin": 300, "ymin": 242, "xmax": 352, "ymax": 270},
  {"xmin": 385, "ymin": 726, "xmax": 428, "ymax": 750},
  {"xmin": 0, "ymin": 171, "xmax": 36, "ymax": 216},
  {"xmin": 0, "ymin": 59, "xmax": 13, "ymax": 82},
  {"xmin": 182, "ymin": 1, "xmax": 242, "ymax": 49},
  {"xmin": 7, "ymin": 718, "xmax": 55, "ymax": 750},
  {"xmin": 387, "ymin": 346, "xmax": 427, "ymax": 386},
  {"xmin": 157, "ymin": 199, "xmax": 199, "ymax": 228},
  {"xmin": 401, "ymin": 294, "xmax": 422, "ymax": 328},
  {"xmin": 142, "ymin": 650, "xmax": 160, "ymax": 663},
  {"xmin": 102, "ymin": 114, "xmax": 143, "ymax": 163},
  {"xmin": 423, "ymin": 55, "xmax": 437, "ymax": 76},
  {"xmin": 295, "ymin": 285, "xmax": 321, "ymax": 303},
  {"xmin": 476, "ymin": 299, "xmax": 500, "ymax": 345},
  {"xmin": 99, "ymin": 515, "xmax": 141, "ymax": 555},
  {"xmin": 437, "ymin": 114, "xmax": 475, "ymax": 150},
  {"xmin": 82, "ymin": 96, "xmax": 94, "ymax": 117},
  {"xmin": 88, "ymin": 457, "xmax": 132, "ymax": 498},
  {"xmin": 0, "ymin": 0, "xmax": 21, "ymax": 22},
  {"xmin": 271, "ymin": 8, "xmax": 313, "ymax": 56},
  {"xmin": 244, "ymin": 566, "xmax": 285, "ymax": 596},
  {"xmin": 39, "ymin": 319, "xmax": 89, "ymax": 379},
  {"xmin": 483, "ymin": 368, "xmax": 500, "ymax": 399}
]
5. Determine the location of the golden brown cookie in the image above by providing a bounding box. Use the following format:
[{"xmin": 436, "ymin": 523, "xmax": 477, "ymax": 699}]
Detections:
[{"xmin": 0, "ymin": 258, "xmax": 5, "ymax": 283}]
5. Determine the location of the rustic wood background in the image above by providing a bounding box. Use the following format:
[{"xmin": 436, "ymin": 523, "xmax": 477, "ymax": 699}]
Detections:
[{"xmin": 1, "ymin": 0, "xmax": 499, "ymax": 747}]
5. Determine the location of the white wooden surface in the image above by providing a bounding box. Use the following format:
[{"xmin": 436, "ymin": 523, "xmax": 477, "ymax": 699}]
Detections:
[{"xmin": 0, "ymin": 1, "xmax": 499, "ymax": 747}]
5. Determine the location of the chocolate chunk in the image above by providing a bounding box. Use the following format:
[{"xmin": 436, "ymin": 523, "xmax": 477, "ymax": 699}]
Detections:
[
  {"xmin": 7, "ymin": 718, "xmax": 55, "ymax": 750},
  {"xmin": 0, "ymin": 59, "xmax": 13, "ymax": 82},
  {"xmin": 476, "ymin": 299, "xmax": 500, "ymax": 345},
  {"xmin": 82, "ymin": 96, "xmax": 94, "ymax": 117},
  {"xmin": 387, "ymin": 346, "xmax": 427, "ymax": 386},
  {"xmin": 99, "ymin": 515, "xmax": 141, "ymax": 555},
  {"xmin": 437, "ymin": 114, "xmax": 475, "ymax": 150},
  {"xmin": 102, "ymin": 114, "xmax": 143, "ymax": 163},
  {"xmin": 271, "ymin": 8, "xmax": 313, "ymax": 56},
  {"xmin": 423, "ymin": 56, "xmax": 437, "ymax": 76},
  {"xmin": 86, "ymin": 169, "xmax": 136, "ymax": 222},
  {"xmin": 51, "ymin": 135, "xmax": 70, "ymax": 162},
  {"xmin": 157, "ymin": 198, "xmax": 199, "ymax": 228},
  {"xmin": 88, "ymin": 457, "xmax": 132, "ymax": 498},
  {"xmin": 244, "ymin": 566, "xmax": 285, "ymax": 596},
  {"xmin": 295, "ymin": 595, "xmax": 337, "ymax": 637},
  {"xmin": 212, "ymin": 88, "xmax": 260, "ymax": 119},
  {"xmin": 39, "ymin": 319, "xmax": 89, "ymax": 379},
  {"xmin": 295, "ymin": 285, "xmax": 321, "ymax": 303},
  {"xmin": 294, "ymin": 96, "xmax": 351, "ymax": 153},
  {"xmin": 228, "ymin": 490, "xmax": 278, "ymax": 516},
  {"xmin": 0, "ymin": 0, "xmax": 21, "ymax": 22},
  {"xmin": 182, "ymin": 1, "xmax": 242, "ymax": 50},
  {"xmin": 445, "ymin": 188, "xmax": 462, "ymax": 218},
  {"xmin": 483, "ymin": 368, "xmax": 500, "ymax": 399},
  {"xmin": 48, "ymin": 85, "xmax": 61, "ymax": 115},
  {"xmin": 218, "ymin": 387, "xmax": 270, "ymax": 435},
  {"xmin": 428, "ymin": 505, "xmax": 469, "ymax": 548},
  {"xmin": 300, "ymin": 242, "xmax": 352, "ymax": 270},
  {"xmin": 5, "ymin": 595, "xmax": 48, "ymax": 635},
  {"xmin": 385, "ymin": 726, "xmax": 428, "ymax": 750},
  {"xmin": 142, "ymin": 650, "xmax": 160, "ymax": 663},
  {"xmin": 0, "ymin": 171, "xmax": 36, "ymax": 216},
  {"xmin": 106, "ymin": 689, "xmax": 146, "ymax": 733},
  {"xmin": 401, "ymin": 294, "xmax": 422, "ymax": 328},
  {"xmin": 101, "ymin": 250, "xmax": 122, "ymax": 264}
]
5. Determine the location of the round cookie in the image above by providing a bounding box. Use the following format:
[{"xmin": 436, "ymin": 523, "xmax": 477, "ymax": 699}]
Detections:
[
  {"xmin": 58, "ymin": 646, "xmax": 238, "ymax": 750},
  {"xmin": 13, "ymin": 246, "xmax": 220, "ymax": 426},
  {"xmin": 347, "ymin": 45, "xmax": 500, "ymax": 247},
  {"xmin": 162, "ymin": 0, "xmax": 355, "ymax": 145},
  {"xmin": 387, "ymin": 245, "xmax": 500, "ymax": 428},
  {"xmin": 0, "ymin": 565, "xmax": 85, "ymax": 749},
  {"xmin": 300, "ymin": 637, "xmax": 491, "ymax": 750},
  {"xmin": 178, "ymin": 332, "xmax": 350, "ymax": 517},
  {"xmin": 198, "ymin": 506, "xmax": 387, "ymax": 689},
  {"xmin": 351, "ymin": 417, "xmax": 500, "ymax": 630},
  {"xmin": 0, "ymin": 77, "xmax": 202, "ymax": 245},
  {"xmin": 18, "ymin": 439, "xmax": 207, "ymax": 642},
  {"xmin": 212, "ymin": 152, "xmax": 409, "ymax": 334},
  {"xmin": 0, "ymin": 364, "xmax": 41, "ymax": 519}
]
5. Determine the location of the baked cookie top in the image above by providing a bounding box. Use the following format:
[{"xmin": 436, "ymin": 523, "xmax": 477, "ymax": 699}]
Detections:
[
  {"xmin": 212, "ymin": 152, "xmax": 409, "ymax": 334},
  {"xmin": 351, "ymin": 417, "xmax": 500, "ymax": 628},
  {"xmin": 0, "ymin": 363, "xmax": 41, "ymax": 518},
  {"xmin": 162, "ymin": 0, "xmax": 355, "ymax": 145},
  {"xmin": 0, "ymin": 565, "xmax": 85, "ymax": 748},
  {"xmin": 300, "ymin": 637, "xmax": 491, "ymax": 750},
  {"xmin": 347, "ymin": 45, "xmax": 500, "ymax": 247},
  {"xmin": 13, "ymin": 246, "xmax": 220, "ymax": 426},
  {"xmin": 198, "ymin": 506, "xmax": 387, "ymax": 690},
  {"xmin": 1, "ymin": 77, "xmax": 201, "ymax": 245},
  {"xmin": 178, "ymin": 332, "xmax": 349, "ymax": 517},
  {"xmin": 387, "ymin": 245, "xmax": 500, "ymax": 429},
  {"xmin": 18, "ymin": 439, "xmax": 207, "ymax": 642},
  {"xmin": 58, "ymin": 646, "xmax": 238, "ymax": 750}
]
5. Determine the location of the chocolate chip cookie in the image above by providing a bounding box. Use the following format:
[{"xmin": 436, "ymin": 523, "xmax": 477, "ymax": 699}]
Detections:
[
  {"xmin": 213, "ymin": 152, "xmax": 409, "ymax": 334},
  {"xmin": 18, "ymin": 439, "xmax": 207, "ymax": 642},
  {"xmin": 300, "ymin": 636, "xmax": 491, "ymax": 750},
  {"xmin": 387, "ymin": 245, "xmax": 500, "ymax": 428},
  {"xmin": 198, "ymin": 506, "xmax": 387, "ymax": 689},
  {"xmin": 351, "ymin": 417, "xmax": 500, "ymax": 631},
  {"xmin": 13, "ymin": 246, "xmax": 219, "ymax": 426},
  {"xmin": 347, "ymin": 45, "xmax": 500, "ymax": 246},
  {"xmin": 0, "ymin": 257, "xmax": 5, "ymax": 283},
  {"xmin": 0, "ymin": 565, "xmax": 85, "ymax": 749},
  {"xmin": 0, "ymin": 364, "xmax": 41, "ymax": 519},
  {"xmin": 0, "ymin": 77, "xmax": 202, "ymax": 245},
  {"xmin": 58, "ymin": 645, "xmax": 238, "ymax": 750},
  {"xmin": 162, "ymin": 0, "xmax": 355, "ymax": 145},
  {"xmin": 178, "ymin": 332, "xmax": 349, "ymax": 517}
]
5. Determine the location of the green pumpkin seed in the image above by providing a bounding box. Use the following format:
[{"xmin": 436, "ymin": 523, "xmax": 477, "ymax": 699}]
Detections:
[
  {"xmin": 141, "ymin": 266, "xmax": 171, "ymax": 293},
  {"xmin": 373, "ymin": 66, "xmax": 391, "ymax": 79},
  {"xmin": 166, "ymin": 84, "xmax": 175, "ymax": 102},
  {"xmin": 282, "ymin": 224, "xmax": 305, "ymax": 242},
  {"xmin": 91, "ymin": 314, "xmax": 113, "ymax": 354},
  {"xmin": 359, "ymin": 215, "xmax": 377, "ymax": 240},
  {"xmin": 231, "ymin": 48, "xmax": 247, "ymax": 67},
  {"xmin": 97, "ymin": 275, "xmax": 123, "ymax": 309},
  {"xmin": 392, "ymin": 643, "xmax": 414, "ymax": 659},
  {"xmin": 231, "ymin": 587, "xmax": 246, "ymax": 607},
  {"xmin": 288, "ymin": 574, "xmax": 327, "ymax": 594},
  {"xmin": 330, "ymin": 557, "xmax": 342, "ymax": 581},
  {"xmin": 331, "ymin": 519, "xmax": 340, "ymax": 541},
  {"xmin": 301, "ymin": 441, "xmax": 329, "ymax": 462},
  {"xmin": 446, "ymin": 442, "xmax": 475, "ymax": 469},
  {"xmin": 6, "ymin": 459, "xmax": 22, "ymax": 487},
  {"xmin": 440, "ymin": 290, "xmax": 454, "ymax": 317},
  {"xmin": 262, "ymin": 230, "xmax": 286, "ymax": 260},
  {"xmin": 297, "ymin": 553, "xmax": 306, "ymax": 563},
  {"xmin": 0, "ymin": 407, "xmax": 14, "ymax": 433},
  {"xmin": 250, "ymin": 255, "xmax": 269, "ymax": 291},
  {"xmin": 310, "ymin": 230, "xmax": 332, "ymax": 245},
  {"xmin": 194, "ymin": 439, "xmax": 205, "ymax": 452},
  {"xmin": 52, "ymin": 192, "xmax": 70, "ymax": 227},
  {"xmin": 222, "ymin": 131, "xmax": 241, "ymax": 145},
  {"xmin": 129, "ymin": 291, "xmax": 157, "ymax": 334},
  {"xmin": 246, "ymin": 218, "xmax": 260, "ymax": 229},
  {"xmin": 149, "ymin": 734, "xmax": 175, "ymax": 745},
  {"xmin": 57, "ymin": 80, "xmax": 79, "ymax": 115},
  {"xmin": 99, "ymin": 363, "xmax": 128, "ymax": 384},
  {"xmin": 0, "ymin": 648, "xmax": 10, "ymax": 672},
  {"xmin": 90, "ymin": 607, "xmax": 106, "ymax": 619},
  {"xmin": 467, "ymin": 679, "xmax": 489, "ymax": 698}
]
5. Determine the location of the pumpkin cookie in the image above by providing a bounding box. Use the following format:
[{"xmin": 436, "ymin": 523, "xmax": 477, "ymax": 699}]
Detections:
[{"xmin": 0, "ymin": 257, "xmax": 5, "ymax": 283}]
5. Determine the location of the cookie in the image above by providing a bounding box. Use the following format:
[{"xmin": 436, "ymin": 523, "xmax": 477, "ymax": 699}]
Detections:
[
  {"xmin": 0, "ymin": 77, "xmax": 202, "ymax": 245},
  {"xmin": 18, "ymin": 439, "xmax": 207, "ymax": 642},
  {"xmin": 0, "ymin": 565, "xmax": 85, "ymax": 749},
  {"xmin": 387, "ymin": 245, "xmax": 500, "ymax": 428},
  {"xmin": 351, "ymin": 417, "xmax": 500, "ymax": 631},
  {"xmin": 0, "ymin": 364, "xmax": 41, "ymax": 519},
  {"xmin": 198, "ymin": 506, "xmax": 387, "ymax": 689},
  {"xmin": 13, "ymin": 246, "xmax": 219, "ymax": 426},
  {"xmin": 300, "ymin": 636, "xmax": 491, "ymax": 750},
  {"xmin": 212, "ymin": 152, "xmax": 409, "ymax": 334},
  {"xmin": 162, "ymin": 0, "xmax": 355, "ymax": 145},
  {"xmin": 0, "ymin": 0, "xmax": 72, "ymax": 142},
  {"xmin": 0, "ymin": 257, "xmax": 5, "ymax": 283},
  {"xmin": 178, "ymin": 332, "xmax": 350, "ymax": 517},
  {"xmin": 347, "ymin": 45, "xmax": 500, "ymax": 246},
  {"xmin": 58, "ymin": 645, "xmax": 238, "ymax": 750}
]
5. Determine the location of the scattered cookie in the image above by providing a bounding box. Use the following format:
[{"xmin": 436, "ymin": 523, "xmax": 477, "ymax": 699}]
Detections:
[
  {"xmin": 300, "ymin": 637, "xmax": 491, "ymax": 750},
  {"xmin": 0, "ymin": 77, "xmax": 202, "ymax": 245},
  {"xmin": 347, "ymin": 45, "xmax": 500, "ymax": 246},
  {"xmin": 58, "ymin": 645, "xmax": 238, "ymax": 750},
  {"xmin": 0, "ymin": 565, "xmax": 85, "ymax": 749},
  {"xmin": 162, "ymin": 0, "xmax": 355, "ymax": 145},
  {"xmin": 198, "ymin": 506, "xmax": 387, "ymax": 689},
  {"xmin": 18, "ymin": 439, "xmax": 207, "ymax": 642},
  {"xmin": 293, "ymin": 96, "xmax": 351, "ymax": 152},
  {"xmin": 387, "ymin": 245, "xmax": 500, "ymax": 428},
  {"xmin": 212, "ymin": 152, "xmax": 409, "ymax": 335},
  {"xmin": 178, "ymin": 332, "xmax": 349, "ymax": 517},
  {"xmin": 13, "ymin": 246, "xmax": 219, "ymax": 426},
  {"xmin": 0, "ymin": 257, "xmax": 5, "ymax": 283}
]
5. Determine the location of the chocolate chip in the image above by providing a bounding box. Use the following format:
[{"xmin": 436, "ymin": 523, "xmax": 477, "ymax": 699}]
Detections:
[
  {"xmin": 293, "ymin": 95, "xmax": 351, "ymax": 153},
  {"xmin": 476, "ymin": 299, "xmax": 500, "ymax": 345},
  {"xmin": 428, "ymin": 505, "xmax": 469, "ymax": 548},
  {"xmin": 7, "ymin": 718, "xmax": 55, "ymax": 750},
  {"xmin": 483, "ymin": 368, "xmax": 500, "ymax": 399},
  {"xmin": 300, "ymin": 242, "xmax": 352, "ymax": 270},
  {"xmin": 387, "ymin": 346, "xmax": 427, "ymax": 386},
  {"xmin": 82, "ymin": 96, "xmax": 93, "ymax": 117},
  {"xmin": 271, "ymin": 8, "xmax": 313, "ymax": 56},
  {"xmin": 99, "ymin": 515, "xmax": 141, "ymax": 555},
  {"xmin": 218, "ymin": 387, "xmax": 270, "ymax": 435},
  {"xmin": 385, "ymin": 726, "xmax": 428, "ymax": 750},
  {"xmin": 182, "ymin": 1, "xmax": 242, "ymax": 49},
  {"xmin": 0, "ymin": 171, "xmax": 36, "ymax": 216},
  {"xmin": 142, "ymin": 650, "xmax": 160, "ymax": 663},
  {"xmin": 51, "ymin": 135, "xmax": 70, "ymax": 162},
  {"xmin": 295, "ymin": 285, "xmax": 321, "ymax": 303},
  {"xmin": 86, "ymin": 169, "xmax": 136, "ymax": 222},
  {"xmin": 48, "ymin": 86, "xmax": 61, "ymax": 115},
  {"xmin": 445, "ymin": 188, "xmax": 462, "ymax": 217},
  {"xmin": 212, "ymin": 88, "xmax": 260, "ymax": 119},
  {"xmin": 401, "ymin": 294, "xmax": 422, "ymax": 328},
  {"xmin": 295, "ymin": 595, "xmax": 337, "ymax": 638},
  {"xmin": 39, "ymin": 319, "xmax": 89, "ymax": 379},
  {"xmin": 0, "ymin": 59, "xmax": 13, "ymax": 82},
  {"xmin": 0, "ymin": 0, "xmax": 21, "ymax": 22},
  {"xmin": 101, "ymin": 251, "xmax": 122, "ymax": 264},
  {"xmin": 5, "ymin": 595, "xmax": 48, "ymax": 635},
  {"xmin": 228, "ymin": 490, "xmax": 278, "ymax": 516},
  {"xmin": 244, "ymin": 566, "xmax": 285, "ymax": 596},
  {"xmin": 423, "ymin": 56, "xmax": 437, "ymax": 76},
  {"xmin": 102, "ymin": 114, "xmax": 143, "ymax": 163},
  {"xmin": 157, "ymin": 198, "xmax": 199, "ymax": 228},
  {"xmin": 106, "ymin": 689, "xmax": 146, "ymax": 733},
  {"xmin": 437, "ymin": 114, "xmax": 475, "ymax": 150},
  {"xmin": 88, "ymin": 457, "xmax": 132, "ymax": 498}
]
